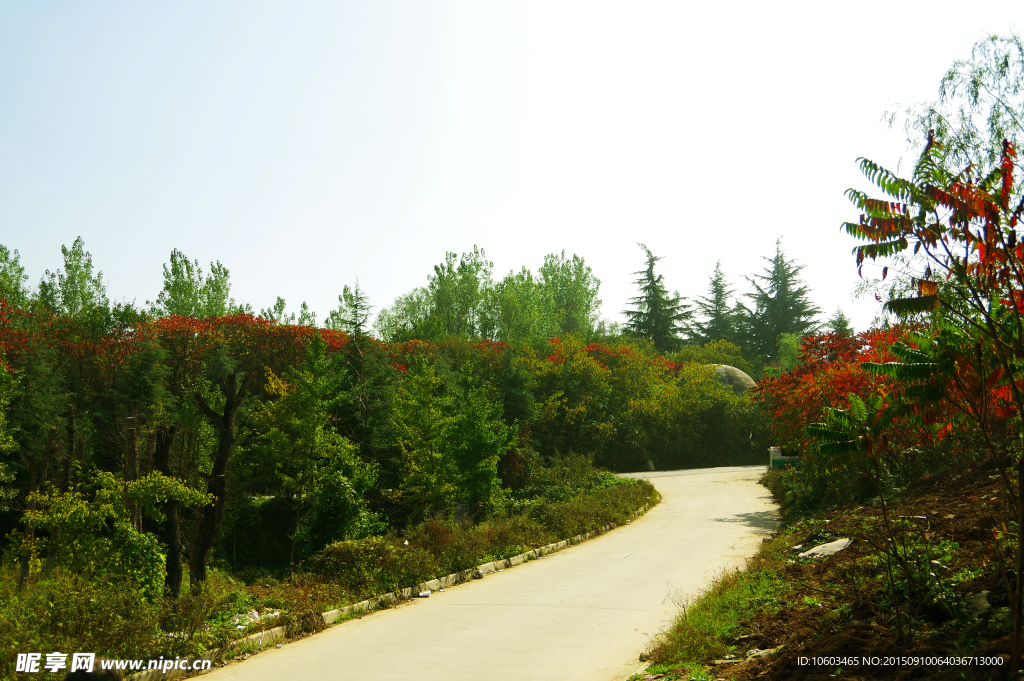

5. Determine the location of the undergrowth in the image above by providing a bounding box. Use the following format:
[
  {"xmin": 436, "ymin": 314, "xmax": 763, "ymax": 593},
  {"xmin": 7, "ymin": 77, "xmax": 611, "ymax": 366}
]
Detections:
[{"xmin": 0, "ymin": 475, "xmax": 658, "ymax": 680}]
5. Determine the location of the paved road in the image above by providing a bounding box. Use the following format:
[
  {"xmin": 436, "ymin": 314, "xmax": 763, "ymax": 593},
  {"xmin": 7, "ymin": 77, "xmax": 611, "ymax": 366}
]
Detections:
[{"xmin": 205, "ymin": 466, "xmax": 778, "ymax": 681}]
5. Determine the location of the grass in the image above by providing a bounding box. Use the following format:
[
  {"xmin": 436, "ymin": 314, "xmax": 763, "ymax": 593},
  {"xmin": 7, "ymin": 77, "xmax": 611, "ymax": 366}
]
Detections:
[
  {"xmin": 637, "ymin": 469, "xmax": 1017, "ymax": 681},
  {"xmin": 639, "ymin": 532, "xmax": 791, "ymax": 677}
]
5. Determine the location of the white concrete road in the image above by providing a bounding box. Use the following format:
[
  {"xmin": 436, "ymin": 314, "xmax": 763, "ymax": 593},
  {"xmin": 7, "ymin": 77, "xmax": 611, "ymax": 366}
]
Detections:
[{"xmin": 204, "ymin": 465, "xmax": 778, "ymax": 681}]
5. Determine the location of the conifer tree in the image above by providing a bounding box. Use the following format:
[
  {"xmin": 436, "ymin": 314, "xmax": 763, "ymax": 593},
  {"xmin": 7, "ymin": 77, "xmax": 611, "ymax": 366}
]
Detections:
[
  {"xmin": 623, "ymin": 244, "xmax": 690, "ymax": 353},
  {"xmin": 827, "ymin": 308, "xmax": 854, "ymax": 337},
  {"xmin": 330, "ymin": 283, "xmax": 373, "ymax": 337},
  {"xmin": 739, "ymin": 241, "xmax": 820, "ymax": 361},
  {"xmin": 692, "ymin": 261, "xmax": 736, "ymax": 345}
]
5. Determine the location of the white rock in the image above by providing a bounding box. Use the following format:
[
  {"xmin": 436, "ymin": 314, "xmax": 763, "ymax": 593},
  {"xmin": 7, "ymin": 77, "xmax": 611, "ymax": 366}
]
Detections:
[{"xmin": 798, "ymin": 538, "xmax": 852, "ymax": 559}]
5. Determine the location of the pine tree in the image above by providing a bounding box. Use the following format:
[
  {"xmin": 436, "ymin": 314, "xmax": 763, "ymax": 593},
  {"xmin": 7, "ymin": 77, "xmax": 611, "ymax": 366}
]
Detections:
[
  {"xmin": 692, "ymin": 261, "xmax": 735, "ymax": 345},
  {"xmin": 827, "ymin": 308, "xmax": 854, "ymax": 337},
  {"xmin": 739, "ymin": 240, "xmax": 820, "ymax": 361},
  {"xmin": 325, "ymin": 282, "xmax": 373, "ymax": 337},
  {"xmin": 623, "ymin": 244, "xmax": 690, "ymax": 353}
]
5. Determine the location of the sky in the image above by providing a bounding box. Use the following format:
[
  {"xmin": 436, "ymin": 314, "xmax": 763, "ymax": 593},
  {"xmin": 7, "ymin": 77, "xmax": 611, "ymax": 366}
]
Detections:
[{"xmin": 1, "ymin": 2, "xmax": 1022, "ymax": 333}]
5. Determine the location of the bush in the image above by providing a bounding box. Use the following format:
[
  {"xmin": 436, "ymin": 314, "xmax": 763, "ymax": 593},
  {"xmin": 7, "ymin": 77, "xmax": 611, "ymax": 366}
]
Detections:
[
  {"xmin": 0, "ymin": 570, "xmax": 161, "ymax": 677},
  {"xmin": 306, "ymin": 537, "xmax": 437, "ymax": 596},
  {"xmin": 530, "ymin": 479, "xmax": 659, "ymax": 538}
]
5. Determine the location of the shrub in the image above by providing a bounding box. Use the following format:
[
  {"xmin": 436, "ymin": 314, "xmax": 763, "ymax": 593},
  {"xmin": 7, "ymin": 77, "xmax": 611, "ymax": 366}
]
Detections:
[
  {"xmin": 0, "ymin": 570, "xmax": 161, "ymax": 677},
  {"xmin": 306, "ymin": 537, "xmax": 437, "ymax": 596}
]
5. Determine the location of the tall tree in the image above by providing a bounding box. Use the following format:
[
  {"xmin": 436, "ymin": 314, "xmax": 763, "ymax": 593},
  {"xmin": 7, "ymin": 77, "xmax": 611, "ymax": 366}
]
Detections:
[
  {"xmin": 373, "ymin": 247, "xmax": 492, "ymax": 341},
  {"xmin": 827, "ymin": 308, "xmax": 854, "ymax": 337},
  {"xmin": 739, "ymin": 240, "xmax": 820, "ymax": 361},
  {"xmin": 537, "ymin": 251, "xmax": 602, "ymax": 337},
  {"xmin": 484, "ymin": 267, "xmax": 547, "ymax": 342},
  {"xmin": 897, "ymin": 33, "xmax": 1024, "ymax": 176},
  {"xmin": 37, "ymin": 237, "xmax": 108, "ymax": 317},
  {"xmin": 426, "ymin": 246, "xmax": 492, "ymax": 339},
  {"xmin": 372, "ymin": 288, "xmax": 431, "ymax": 342},
  {"xmin": 692, "ymin": 261, "xmax": 736, "ymax": 345},
  {"xmin": 151, "ymin": 249, "xmax": 234, "ymax": 318},
  {"xmin": 0, "ymin": 245, "xmax": 29, "ymax": 309},
  {"xmin": 623, "ymin": 244, "xmax": 689, "ymax": 353},
  {"xmin": 325, "ymin": 283, "xmax": 372, "ymax": 336}
]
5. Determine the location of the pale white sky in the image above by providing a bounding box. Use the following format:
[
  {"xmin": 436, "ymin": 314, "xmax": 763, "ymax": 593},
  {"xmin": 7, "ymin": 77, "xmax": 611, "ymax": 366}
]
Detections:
[{"xmin": 1, "ymin": 2, "xmax": 1022, "ymax": 332}]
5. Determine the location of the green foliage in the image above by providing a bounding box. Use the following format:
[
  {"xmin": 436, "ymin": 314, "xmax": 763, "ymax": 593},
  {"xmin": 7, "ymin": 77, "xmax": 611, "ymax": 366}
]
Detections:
[
  {"xmin": 827, "ymin": 308, "xmax": 854, "ymax": 337},
  {"xmin": 0, "ymin": 570, "xmax": 162, "ymax": 677},
  {"xmin": 738, "ymin": 240, "xmax": 820, "ymax": 363},
  {"xmin": 691, "ymin": 261, "xmax": 736, "ymax": 346},
  {"xmin": 644, "ymin": 534, "xmax": 790, "ymax": 668},
  {"xmin": 895, "ymin": 32, "xmax": 1024, "ymax": 175},
  {"xmin": 238, "ymin": 335, "xmax": 379, "ymax": 561},
  {"xmin": 308, "ymin": 476, "xmax": 657, "ymax": 595},
  {"xmin": 672, "ymin": 339, "xmax": 752, "ymax": 377},
  {"xmin": 306, "ymin": 537, "xmax": 439, "ymax": 596},
  {"xmin": 0, "ymin": 245, "xmax": 28, "ymax": 309},
  {"xmin": 150, "ymin": 249, "xmax": 235, "ymax": 318},
  {"xmin": 37, "ymin": 237, "xmax": 109, "ymax": 317},
  {"xmin": 623, "ymin": 244, "xmax": 690, "ymax": 353},
  {"xmin": 375, "ymin": 248, "xmax": 603, "ymax": 343},
  {"xmin": 324, "ymin": 282, "xmax": 372, "ymax": 335},
  {"xmin": 537, "ymin": 250, "xmax": 602, "ymax": 337},
  {"xmin": 392, "ymin": 359, "xmax": 514, "ymax": 520},
  {"xmin": 18, "ymin": 471, "xmax": 210, "ymax": 599}
]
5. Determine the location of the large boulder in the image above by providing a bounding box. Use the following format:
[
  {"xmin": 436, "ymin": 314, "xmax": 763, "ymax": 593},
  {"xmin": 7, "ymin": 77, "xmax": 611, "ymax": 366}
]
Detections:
[{"xmin": 710, "ymin": 364, "xmax": 756, "ymax": 394}]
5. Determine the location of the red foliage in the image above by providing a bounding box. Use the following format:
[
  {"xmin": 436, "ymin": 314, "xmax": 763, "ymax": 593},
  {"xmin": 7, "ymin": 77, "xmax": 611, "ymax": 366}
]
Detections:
[{"xmin": 755, "ymin": 330, "xmax": 905, "ymax": 450}]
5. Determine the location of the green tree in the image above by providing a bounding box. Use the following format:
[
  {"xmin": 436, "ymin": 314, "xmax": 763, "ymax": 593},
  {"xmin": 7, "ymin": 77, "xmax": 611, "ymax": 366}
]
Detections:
[
  {"xmin": 738, "ymin": 240, "xmax": 820, "ymax": 362},
  {"xmin": 374, "ymin": 247, "xmax": 493, "ymax": 341},
  {"xmin": 692, "ymin": 261, "xmax": 736, "ymax": 345},
  {"xmin": 897, "ymin": 33, "xmax": 1024, "ymax": 175},
  {"xmin": 623, "ymin": 244, "xmax": 689, "ymax": 353},
  {"xmin": 260, "ymin": 296, "xmax": 288, "ymax": 323},
  {"xmin": 0, "ymin": 245, "xmax": 29, "ymax": 309},
  {"xmin": 827, "ymin": 308, "xmax": 854, "ymax": 337},
  {"xmin": 393, "ymin": 359, "xmax": 512, "ymax": 520},
  {"xmin": 372, "ymin": 287, "xmax": 431, "ymax": 341},
  {"xmin": 0, "ymin": 364, "xmax": 18, "ymax": 512},
  {"xmin": 484, "ymin": 267, "xmax": 547, "ymax": 342},
  {"xmin": 537, "ymin": 251, "xmax": 602, "ymax": 337},
  {"xmin": 243, "ymin": 336, "xmax": 376, "ymax": 563},
  {"xmin": 325, "ymin": 283, "xmax": 373, "ymax": 336},
  {"xmin": 425, "ymin": 246, "xmax": 493, "ymax": 339},
  {"xmin": 150, "ymin": 249, "xmax": 234, "ymax": 318},
  {"xmin": 37, "ymin": 237, "xmax": 108, "ymax": 316}
]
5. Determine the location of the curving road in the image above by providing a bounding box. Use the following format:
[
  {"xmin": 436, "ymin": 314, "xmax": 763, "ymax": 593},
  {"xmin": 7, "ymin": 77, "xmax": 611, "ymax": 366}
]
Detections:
[{"xmin": 204, "ymin": 465, "xmax": 778, "ymax": 681}]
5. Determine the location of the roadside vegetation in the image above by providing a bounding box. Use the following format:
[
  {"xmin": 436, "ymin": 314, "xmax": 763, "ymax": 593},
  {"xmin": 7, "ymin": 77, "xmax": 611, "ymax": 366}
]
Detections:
[
  {"xmin": 0, "ymin": 224, "xmax": 832, "ymax": 674},
  {"xmin": 637, "ymin": 33, "xmax": 1024, "ymax": 680}
]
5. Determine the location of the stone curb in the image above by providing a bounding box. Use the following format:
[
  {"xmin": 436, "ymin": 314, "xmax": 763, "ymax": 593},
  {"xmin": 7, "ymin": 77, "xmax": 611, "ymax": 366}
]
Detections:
[{"xmin": 130, "ymin": 503, "xmax": 653, "ymax": 680}]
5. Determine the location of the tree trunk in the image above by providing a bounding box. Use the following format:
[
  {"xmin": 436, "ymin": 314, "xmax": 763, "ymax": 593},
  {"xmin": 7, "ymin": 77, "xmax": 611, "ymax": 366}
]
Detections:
[
  {"xmin": 154, "ymin": 425, "xmax": 184, "ymax": 598},
  {"xmin": 125, "ymin": 417, "xmax": 141, "ymax": 530},
  {"xmin": 189, "ymin": 371, "xmax": 248, "ymax": 592},
  {"xmin": 18, "ymin": 428, "xmax": 57, "ymax": 590}
]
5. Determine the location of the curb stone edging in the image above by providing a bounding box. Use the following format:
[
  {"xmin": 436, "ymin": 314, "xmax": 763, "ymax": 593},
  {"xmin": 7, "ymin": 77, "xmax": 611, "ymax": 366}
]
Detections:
[{"xmin": 129, "ymin": 502, "xmax": 653, "ymax": 680}]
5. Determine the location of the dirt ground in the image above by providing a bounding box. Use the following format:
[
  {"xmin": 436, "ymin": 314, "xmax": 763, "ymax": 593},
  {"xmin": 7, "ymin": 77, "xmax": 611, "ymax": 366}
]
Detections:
[{"xmin": 655, "ymin": 467, "xmax": 1018, "ymax": 681}]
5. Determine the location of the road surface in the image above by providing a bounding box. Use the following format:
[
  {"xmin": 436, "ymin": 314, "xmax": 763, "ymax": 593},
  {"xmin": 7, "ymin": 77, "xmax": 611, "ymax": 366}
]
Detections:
[{"xmin": 204, "ymin": 465, "xmax": 778, "ymax": 681}]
